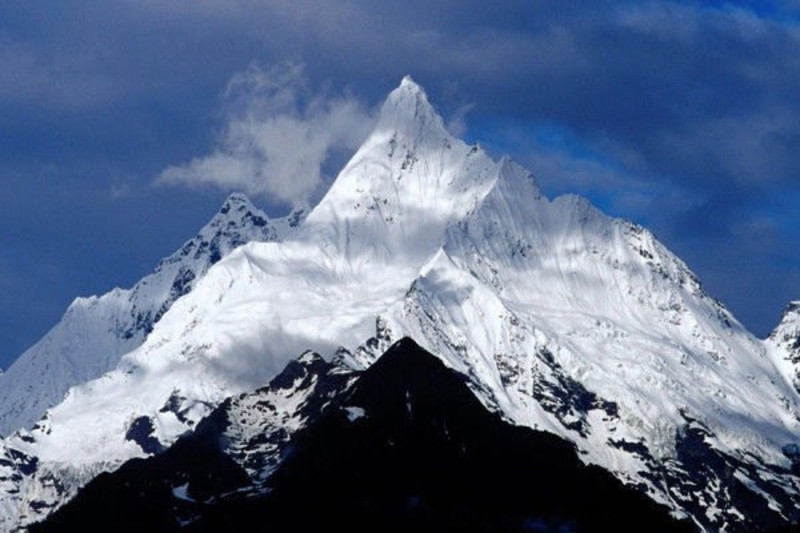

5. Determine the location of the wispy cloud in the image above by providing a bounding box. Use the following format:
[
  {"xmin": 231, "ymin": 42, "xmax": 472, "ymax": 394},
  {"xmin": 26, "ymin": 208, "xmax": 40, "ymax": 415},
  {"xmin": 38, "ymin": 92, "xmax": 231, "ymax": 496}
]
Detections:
[
  {"xmin": 156, "ymin": 63, "xmax": 376, "ymax": 207},
  {"xmin": 445, "ymin": 102, "xmax": 475, "ymax": 138}
]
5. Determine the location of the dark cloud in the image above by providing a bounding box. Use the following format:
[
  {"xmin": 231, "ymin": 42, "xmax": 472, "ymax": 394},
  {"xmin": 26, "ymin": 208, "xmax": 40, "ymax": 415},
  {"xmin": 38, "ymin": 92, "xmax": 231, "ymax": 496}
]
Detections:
[{"xmin": 1, "ymin": 1, "xmax": 799, "ymax": 367}]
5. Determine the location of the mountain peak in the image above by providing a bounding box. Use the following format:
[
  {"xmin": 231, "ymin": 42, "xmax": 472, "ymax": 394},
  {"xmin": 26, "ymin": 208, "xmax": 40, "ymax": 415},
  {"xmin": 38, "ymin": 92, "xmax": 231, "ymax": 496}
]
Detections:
[
  {"xmin": 201, "ymin": 193, "xmax": 272, "ymax": 239},
  {"xmin": 770, "ymin": 300, "xmax": 800, "ymax": 347},
  {"xmin": 399, "ymin": 74, "xmax": 418, "ymax": 88},
  {"xmin": 771, "ymin": 301, "xmax": 800, "ymax": 338},
  {"xmin": 376, "ymin": 76, "xmax": 449, "ymax": 141},
  {"xmin": 222, "ymin": 191, "xmax": 250, "ymax": 204},
  {"xmin": 303, "ymin": 75, "xmax": 497, "ymax": 258},
  {"xmin": 218, "ymin": 192, "xmax": 258, "ymax": 217},
  {"xmin": 768, "ymin": 300, "xmax": 800, "ymax": 395},
  {"xmin": 393, "ymin": 74, "xmax": 426, "ymax": 99}
]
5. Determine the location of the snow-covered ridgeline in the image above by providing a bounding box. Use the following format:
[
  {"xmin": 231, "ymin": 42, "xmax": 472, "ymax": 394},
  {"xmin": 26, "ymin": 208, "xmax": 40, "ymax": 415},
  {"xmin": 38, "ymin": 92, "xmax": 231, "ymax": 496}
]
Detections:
[
  {"xmin": 0, "ymin": 193, "xmax": 286, "ymax": 437},
  {"xmin": 375, "ymin": 165, "xmax": 800, "ymax": 528}
]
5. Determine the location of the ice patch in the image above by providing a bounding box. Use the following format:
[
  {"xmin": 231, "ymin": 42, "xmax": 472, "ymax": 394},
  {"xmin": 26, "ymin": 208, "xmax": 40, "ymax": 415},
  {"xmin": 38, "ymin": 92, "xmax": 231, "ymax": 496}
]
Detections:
[{"xmin": 344, "ymin": 406, "xmax": 366, "ymax": 422}]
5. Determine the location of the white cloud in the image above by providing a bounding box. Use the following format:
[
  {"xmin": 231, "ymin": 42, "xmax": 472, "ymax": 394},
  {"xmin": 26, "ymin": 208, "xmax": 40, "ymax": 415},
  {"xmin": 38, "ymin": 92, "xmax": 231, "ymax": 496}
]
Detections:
[
  {"xmin": 156, "ymin": 62, "xmax": 376, "ymax": 207},
  {"xmin": 445, "ymin": 102, "xmax": 475, "ymax": 138}
]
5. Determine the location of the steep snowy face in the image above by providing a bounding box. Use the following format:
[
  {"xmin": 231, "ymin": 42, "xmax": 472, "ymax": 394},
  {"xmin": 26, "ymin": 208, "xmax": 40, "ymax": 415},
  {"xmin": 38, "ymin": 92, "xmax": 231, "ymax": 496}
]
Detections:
[
  {"xmin": 376, "ymin": 166, "xmax": 800, "ymax": 530},
  {"xmin": 454, "ymin": 173, "xmax": 793, "ymax": 418},
  {"xmin": 0, "ymin": 78, "xmax": 507, "ymax": 527},
  {"xmin": 0, "ymin": 193, "xmax": 280, "ymax": 437},
  {"xmin": 302, "ymin": 75, "xmax": 502, "ymax": 265},
  {"xmin": 767, "ymin": 302, "xmax": 800, "ymax": 393},
  {"xmin": 0, "ymin": 78, "xmax": 507, "ymax": 481}
]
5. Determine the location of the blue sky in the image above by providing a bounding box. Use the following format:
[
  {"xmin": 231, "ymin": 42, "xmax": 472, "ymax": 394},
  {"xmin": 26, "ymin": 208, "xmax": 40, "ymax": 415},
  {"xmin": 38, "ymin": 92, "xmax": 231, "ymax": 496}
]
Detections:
[{"xmin": 1, "ymin": 1, "xmax": 798, "ymax": 369}]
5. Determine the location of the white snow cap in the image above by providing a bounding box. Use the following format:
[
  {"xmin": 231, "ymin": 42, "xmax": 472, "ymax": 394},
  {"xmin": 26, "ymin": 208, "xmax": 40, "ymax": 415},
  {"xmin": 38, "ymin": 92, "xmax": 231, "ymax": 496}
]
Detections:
[{"xmin": 375, "ymin": 75, "xmax": 449, "ymax": 140}]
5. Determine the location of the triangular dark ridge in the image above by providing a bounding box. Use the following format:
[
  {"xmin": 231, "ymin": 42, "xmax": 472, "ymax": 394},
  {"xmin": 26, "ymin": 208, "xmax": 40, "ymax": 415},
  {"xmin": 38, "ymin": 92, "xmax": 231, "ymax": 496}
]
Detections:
[{"xmin": 34, "ymin": 338, "xmax": 693, "ymax": 532}]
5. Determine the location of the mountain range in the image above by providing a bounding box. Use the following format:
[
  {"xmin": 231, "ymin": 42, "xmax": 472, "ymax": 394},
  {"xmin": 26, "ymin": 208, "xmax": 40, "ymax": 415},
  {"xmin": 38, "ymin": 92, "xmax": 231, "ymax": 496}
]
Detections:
[{"xmin": 1, "ymin": 77, "xmax": 799, "ymax": 532}]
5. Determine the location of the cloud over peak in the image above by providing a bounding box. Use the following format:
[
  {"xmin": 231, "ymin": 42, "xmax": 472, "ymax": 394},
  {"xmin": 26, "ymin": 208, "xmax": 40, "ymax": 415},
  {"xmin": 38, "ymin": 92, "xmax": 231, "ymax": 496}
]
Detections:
[{"xmin": 157, "ymin": 62, "xmax": 376, "ymax": 208}]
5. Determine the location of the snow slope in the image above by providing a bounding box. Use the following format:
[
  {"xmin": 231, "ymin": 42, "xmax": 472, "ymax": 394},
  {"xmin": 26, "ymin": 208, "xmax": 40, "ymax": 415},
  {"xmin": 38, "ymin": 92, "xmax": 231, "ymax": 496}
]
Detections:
[
  {"xmin": 2, "ymin": 77, "xmax": 799, "ymax": 532},
  {"xmin": 0, "ymin": 193, "xmax": 283, "ymax": 437},
  {"xmin": 5, "ymin": 77, "xmax": 502, "ymax": 463},
  {"xmin": 377, "ymin": 167, "xmax": 800, "ymax": 530}
]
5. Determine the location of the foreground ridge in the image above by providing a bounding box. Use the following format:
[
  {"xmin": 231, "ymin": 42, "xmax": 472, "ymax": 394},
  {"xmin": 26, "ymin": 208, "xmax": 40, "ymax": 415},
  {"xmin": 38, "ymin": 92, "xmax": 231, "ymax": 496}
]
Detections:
[{"xmin": 33, "ymin": 338, "xmax": 693, "ymax": 533}]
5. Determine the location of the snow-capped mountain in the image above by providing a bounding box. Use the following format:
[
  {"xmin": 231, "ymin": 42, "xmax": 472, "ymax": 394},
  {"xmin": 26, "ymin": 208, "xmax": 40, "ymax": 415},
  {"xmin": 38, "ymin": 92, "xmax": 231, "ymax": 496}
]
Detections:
[
  {"xmin": 0, "ymin": 192, "xmax": 284, "ymax": 437},
  {"xmin": 2, "ymin": 77, "xmax": 799, "ymax": 532}
]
